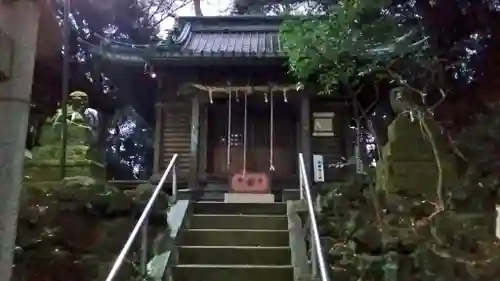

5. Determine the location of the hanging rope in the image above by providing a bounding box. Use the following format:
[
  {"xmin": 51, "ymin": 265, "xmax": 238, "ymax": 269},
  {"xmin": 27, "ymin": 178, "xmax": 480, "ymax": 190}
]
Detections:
[
  {"xmin": 269, "ymin": 88, "xmax": 275, "ymax": 172},
  {"xmin": 353, "ymin": 102, "xmax": 363, "ymax": 174},
  {"xmin": 243, "ymin": 89, "xmax": 249, "ymax": 176},
  {"xmin": 227, "ymin": 86, "xmax": 232, "ymax": 170}
]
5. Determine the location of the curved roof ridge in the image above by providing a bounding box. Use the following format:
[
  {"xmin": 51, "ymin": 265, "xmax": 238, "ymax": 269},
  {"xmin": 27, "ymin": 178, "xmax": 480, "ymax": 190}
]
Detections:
[{"xmin": 175, "ymin": 14, "xmax": 301, "ymax": 27}]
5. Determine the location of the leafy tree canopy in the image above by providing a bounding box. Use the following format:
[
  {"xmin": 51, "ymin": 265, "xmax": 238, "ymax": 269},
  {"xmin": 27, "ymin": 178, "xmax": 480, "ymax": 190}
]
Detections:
[
  {"xmin": 232, "ymin": 0, "xmax": 335, "ymax": 15},
  {"xmin": 40, "ymin": 0, "xmax": 193, "ymax": 180},
  {"xmin": 281, "ymin": 0, "xmax": 434, "ymax": 94},
  {"xmin": 280, "ymin": 0, "xmax": 500, "ymax": 125}
]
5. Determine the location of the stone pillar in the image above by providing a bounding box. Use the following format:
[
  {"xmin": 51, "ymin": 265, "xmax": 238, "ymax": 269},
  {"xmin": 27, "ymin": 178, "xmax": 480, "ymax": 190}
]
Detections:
[
  {"xmin": 376, "ymin": 115, "xmax": 457, "ymax": 198},
  {"xmin": 0, "ymin": 2, "xmax": 40, "ymax": 281}
]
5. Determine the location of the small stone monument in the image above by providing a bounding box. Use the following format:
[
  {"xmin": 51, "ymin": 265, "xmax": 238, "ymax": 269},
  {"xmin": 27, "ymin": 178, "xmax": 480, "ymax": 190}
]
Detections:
[
  {"xmin": 375, "ymin": 115, "xmax": 458, "ymax": 198},
  {"xmin": 24, "ymin": 91, "xmax": 105, "ymax": 182}
]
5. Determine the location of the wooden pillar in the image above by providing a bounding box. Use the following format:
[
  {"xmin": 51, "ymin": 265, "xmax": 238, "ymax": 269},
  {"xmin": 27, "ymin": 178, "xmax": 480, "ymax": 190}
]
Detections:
[
  {"xmin": 198, "ymin": 94, "xmax": 209, "ymax": 180},
  {"xmin": 189, "ymin": 94, "xmax": 200, "ymax": 189},
  {"xmin": 300, "ymin": 93, "xmax": 312, "ymax": 179},
  {"xmin": 152, "ymin": 102, "xmax": 163, "ymax": 174}
]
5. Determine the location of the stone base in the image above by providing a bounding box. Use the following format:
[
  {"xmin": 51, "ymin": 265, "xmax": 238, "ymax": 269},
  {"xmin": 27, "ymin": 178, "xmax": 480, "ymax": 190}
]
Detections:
[
  {"xmin": 224, "ymin": 193, "xmax": 275, "ymax": 203},
  {"xmin": 24, "ymin": 160, "xmax": 105, "ymax": 182}
]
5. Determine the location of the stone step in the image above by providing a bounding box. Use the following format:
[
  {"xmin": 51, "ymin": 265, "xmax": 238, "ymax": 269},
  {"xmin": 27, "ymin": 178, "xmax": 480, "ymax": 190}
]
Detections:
[
  {"xmin": 178, "ymin": 246, "xmax": 291, "ymax": 265},
  {"xmin": 179, "ymin": 229, "xmax": 289, "ymax": 246},
  {"xmin": 178, "ymin": 189, "xmax": 300, "ymax": 201},
  {"xmin": 172, "ymin": 264, "xmax": 293, "ymax": 281},
  {"xmin": 177, "ymin": 187, "xmax": 226, "ymax": 201},
  {"xmin": 193, "ymin": 202, "xmax": 286, "ymax": 215},
  {"xmin": 283, "ymin": 188, "xmax": 301, "ymax": 201},
  {"xmin": 189, "ymin": 214, "xmax": 288, "ymax": 230}
]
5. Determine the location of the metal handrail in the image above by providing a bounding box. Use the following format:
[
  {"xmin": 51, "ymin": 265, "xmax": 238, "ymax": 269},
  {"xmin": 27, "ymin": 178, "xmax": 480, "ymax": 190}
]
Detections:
[
  {"xmin": 104, "ymin": 154, "xmax": 179, "ymax": 281},
  {"xmin": 298, "ymin": 153, "xmax": 330, "ymax": 281}
]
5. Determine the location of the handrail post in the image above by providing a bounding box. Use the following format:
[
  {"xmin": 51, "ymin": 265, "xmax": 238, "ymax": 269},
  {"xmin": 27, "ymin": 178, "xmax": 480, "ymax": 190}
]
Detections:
[
  {"xmin": 140, "ymin": 221, "xmax": 148, "ymax": 275},
  {"xmin": 299, "ymin": 163, "xmax": 304, "ymax": 200},
  {"xmin": 298, "ymin": 153, "xmax": 330, "ymax": 281},
  {"xmin": 310, "ymin": 225, "xmax": 318, "ymax": 278},
  {"xmin": 172, "ymin": 164, "xmax": 177, "ymax": 202},
  {"xmin": 104, "ymin": 154, "xmax": 178, "ymax": 281}
]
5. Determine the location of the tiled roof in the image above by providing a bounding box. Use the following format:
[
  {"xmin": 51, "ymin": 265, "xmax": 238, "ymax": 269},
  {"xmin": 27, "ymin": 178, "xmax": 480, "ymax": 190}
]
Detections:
[
  {"xmin": 178, "ymin": 28, "xmax": 281, "ymax": 56},
  {"xmin": 154, "ymin": 16, "xmax": 287, "ymax": 58},
  {"xmin": 92, "ymin": 16, "xmax": 292, "ymax": 63}
]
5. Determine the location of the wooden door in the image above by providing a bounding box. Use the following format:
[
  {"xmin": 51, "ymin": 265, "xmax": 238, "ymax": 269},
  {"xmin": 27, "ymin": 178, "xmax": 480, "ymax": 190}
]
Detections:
[{"xmin": 207, "ymin": 97, "xmax": 297, "ymax": 179}]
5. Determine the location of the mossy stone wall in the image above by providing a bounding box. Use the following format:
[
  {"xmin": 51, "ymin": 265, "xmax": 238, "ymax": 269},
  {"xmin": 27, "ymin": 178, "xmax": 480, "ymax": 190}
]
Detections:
[
  {"xmin": 25, "ymin": 121, "xmax": 105, "ymax": 181},
  {"xmin": 15, "ymin": 177, "xmax": 170, "ymax": 281}
]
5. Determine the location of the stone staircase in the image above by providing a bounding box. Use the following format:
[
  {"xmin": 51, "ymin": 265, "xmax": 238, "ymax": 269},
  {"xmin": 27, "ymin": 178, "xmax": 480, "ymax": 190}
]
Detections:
[{"xmin": 173, "ymin": 202, "xmax": 293, "ymax": 281}]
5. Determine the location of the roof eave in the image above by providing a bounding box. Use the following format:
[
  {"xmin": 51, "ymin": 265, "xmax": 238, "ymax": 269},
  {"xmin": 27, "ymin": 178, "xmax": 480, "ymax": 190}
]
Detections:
[
  {"xmin": 150, "ymin": 55, "xmax": 287, "ymax": 66},
  {"xmin": 176, "ymin": 15, "xmax": 294, "ymax": 25}
]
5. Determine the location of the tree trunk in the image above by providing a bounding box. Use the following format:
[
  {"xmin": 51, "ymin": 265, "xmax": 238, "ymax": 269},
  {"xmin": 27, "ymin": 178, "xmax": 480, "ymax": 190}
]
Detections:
[
  {"xmin": 193, "ymin": 0, "xmax": 203, "ymax": 16},
  {"xmin": 0, "ymin": 2, "xmax": 40, "ymax": 281}
]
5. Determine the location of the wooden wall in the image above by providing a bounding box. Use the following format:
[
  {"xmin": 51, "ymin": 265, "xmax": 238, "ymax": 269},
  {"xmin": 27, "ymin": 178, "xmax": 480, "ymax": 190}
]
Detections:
[
  {"xmin": 156, "ymin": 81, "xmax": 351, "ymax": 184},
  {"xmin": 310, "ymin": 99, "xmax": 351, "ymax": 181},
  {"xmin": 160, "ymin": 101, "xmax": 192, "ymax": 179}
]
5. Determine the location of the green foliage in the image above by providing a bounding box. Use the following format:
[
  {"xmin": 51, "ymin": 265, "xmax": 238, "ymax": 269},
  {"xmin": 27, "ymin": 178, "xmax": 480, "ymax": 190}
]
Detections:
[
  {"xmin": 316, "ymin": 108, "xmax": 500, "ymax": 280},
  {"xmin": 15, "ymin": 177, "xmax": 171, "ymax": 281},
  {"xmin": 315, "ymin": 106, "xmax": 500, "ymax": 280},
  {"xmin": 281, "ymin": 2, "xmax": 500, "ymax": 280},
  {"xmin": 318, "ymin": 175, "xmax": 386, "ymax": 280},
  {"xmin": 232, "ymin": 0, "xmax": 335, "ymax": 15},
  {"xmin": 319, "ymin": 170, "xmax": 500, "ymax": 281},
  {"xmin": 452, "ymin": 105, "xmax": 500, "ymax": 211},
  {"xmin": 280, "ymin": 0, "xmax": 433, "ymax": 94}
]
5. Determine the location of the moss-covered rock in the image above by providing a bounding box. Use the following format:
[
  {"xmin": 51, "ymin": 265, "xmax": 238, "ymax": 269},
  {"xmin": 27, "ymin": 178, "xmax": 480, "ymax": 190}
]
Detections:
[
  {"xmin": 31, "ymin": 144, "xmax": 89, "ymax": 161},
  {"xmin": 39, "ymin": 123, "xmax": 88, "ymax": 147},
  {"xmin": 14, "ymin": 177, "xmax": 170, "ymax": 281},
  {"xmin": 318, "ymin": 113, "xmax": 500, "ymax": 281},
  {"xmin": 24, "ymin": 121, "xmax": 106, "ymax": 181},
  {"xmin": 24, "ymin": 121, "xmax": 102, "ymax": 179}
]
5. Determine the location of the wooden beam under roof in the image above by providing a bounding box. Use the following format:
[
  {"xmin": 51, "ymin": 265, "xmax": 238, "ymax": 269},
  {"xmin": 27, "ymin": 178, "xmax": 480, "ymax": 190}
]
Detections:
[{"xmin": 192, "ymin": 83, "xmax": 303, "ymax": 94}]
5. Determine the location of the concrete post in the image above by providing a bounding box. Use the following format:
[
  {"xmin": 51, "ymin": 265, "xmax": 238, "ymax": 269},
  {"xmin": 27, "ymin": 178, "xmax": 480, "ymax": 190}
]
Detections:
[{"xmin": 0, "ymin": 1, "xmax": 40, "ymax": 281}]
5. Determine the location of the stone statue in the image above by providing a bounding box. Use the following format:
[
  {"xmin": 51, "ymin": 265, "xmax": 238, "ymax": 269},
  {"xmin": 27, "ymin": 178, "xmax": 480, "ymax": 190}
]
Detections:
[{"xmin": 68, "ymin": 91, "xmax": 104, "ymax": 166}]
